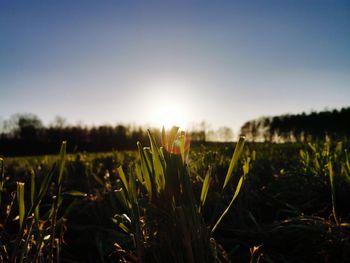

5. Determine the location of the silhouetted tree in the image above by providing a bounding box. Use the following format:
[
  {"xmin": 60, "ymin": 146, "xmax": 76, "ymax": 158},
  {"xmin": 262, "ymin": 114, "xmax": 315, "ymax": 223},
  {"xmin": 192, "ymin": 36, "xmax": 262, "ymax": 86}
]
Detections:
[
  {"xmin": 240, "ymin": 107, "xmax": 350, "ymax": 142},
  {"xmin": 13, "ymin": 113, "xmax": 43, "ymax": 140}
]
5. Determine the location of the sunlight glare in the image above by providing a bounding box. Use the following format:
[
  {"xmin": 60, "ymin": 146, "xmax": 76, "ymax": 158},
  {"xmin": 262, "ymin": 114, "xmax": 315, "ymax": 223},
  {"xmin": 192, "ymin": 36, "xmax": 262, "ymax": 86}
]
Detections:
[
  {"xmin": 153, "ymin": 104, "xmax": 188, "ymax": 130},
  {"xmin": 143, "ymin": 77, "xmax": 193, "ymax": 130}
]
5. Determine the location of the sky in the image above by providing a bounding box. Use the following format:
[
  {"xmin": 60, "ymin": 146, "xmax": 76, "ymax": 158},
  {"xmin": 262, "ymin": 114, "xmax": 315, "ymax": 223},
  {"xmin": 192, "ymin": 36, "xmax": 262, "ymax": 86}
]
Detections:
[{"xmin": 1, "ymin": 0, "xmax": 349, "ymax": 133}]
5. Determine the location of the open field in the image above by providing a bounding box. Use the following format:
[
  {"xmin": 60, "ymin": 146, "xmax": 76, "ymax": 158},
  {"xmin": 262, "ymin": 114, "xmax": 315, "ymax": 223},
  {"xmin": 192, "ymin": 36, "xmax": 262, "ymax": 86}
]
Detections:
[
  {"xmin": 2, "ymin": 1, "xmax": 350, "ymax": 262},
  {"xmin": 1, "ymin": 131, "xmax": 350, "ymax": 262}
]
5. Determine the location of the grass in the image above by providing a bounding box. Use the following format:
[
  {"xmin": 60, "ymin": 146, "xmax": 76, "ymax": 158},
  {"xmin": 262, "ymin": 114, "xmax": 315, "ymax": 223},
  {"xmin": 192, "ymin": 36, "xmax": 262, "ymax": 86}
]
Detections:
[
  {"xmin": 0, "ymin": 133, "xmax": 349, "ymax": 262},
  {"xmin": 1, "ymin": 142, "xmax": 67, "ymax": 262},
  {"xmin": 112, "ymin": 128, "xmax": 247, "ymax": 262}
]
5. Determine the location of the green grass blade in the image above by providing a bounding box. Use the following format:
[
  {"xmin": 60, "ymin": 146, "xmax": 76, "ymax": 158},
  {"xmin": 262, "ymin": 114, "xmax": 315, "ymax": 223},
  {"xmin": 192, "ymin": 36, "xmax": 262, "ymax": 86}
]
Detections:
[
  {"xmin": 168, "ymin": 126, "xmax": 180, "ymax": 152},
  {"xmin": 161, "ymin": 126, "xmax": 166, "ymax": 148},
  {"xmin": 162, "ymin": 126, "xmax": 180, "ymax": 152},
  {"xmin": 135, "ymin": 163, "xmax": 143, "ymax": 183},
  {"xmin": 212, "ymin": 175, "xmax": 244, "ymax": 234},
  {"xmin": 308, "ymin": 142, "xmax": 317, "ymax": 153},
  {"xmin": 112, "ymin": 218, "xmax": 130, "ymax": 233},
  {"xmin": 223, "ymin": 136, "xmax": 245, "ymax": 190},
  {"xmin": 117, "ymin": 166, "xmax": 129, "ymax": 193},
  {"xmin": 243, "ymin": 157, "xmax": 251, "ymax": 176},
  {"xmin": 345, "ymin": 150, "xmax": 350, "ymax": 173},
  {"xmin": 27, "ymin": 164, "xmax": 56, "ymax": 217},
  {"xmin": 148, "ymin": 130, "xmax": 166, "ymax": 193},
  {"xmin": 128, "ymin": 170, "xmax": 138, "ymax": 205},
  {"xmin": 143, "ymin": 147, "xmax": 153, "ymax": 171},
  {"xmin": 17, "ymin": 182, "xmax": 25, "ymax": 230},
  {"xmin": 55, "ymin": 141, "xmax": 67, "ymax": 213},
  {"xmin": 179, "ymin": 132, "xmax": 186, "ymax": 163},
  {"xmin": 137, "ymin": 142, "xmax": 152, "ymax": 199},
  {"xmin": 199, "ymin": 167, "xmax": 211, "ymax": 212},
  {"xmin": 61, "ymin": 190, "xmax": 88, "ymax": 197},
  {"xmin": 57, "ymin": 141, "xmax": 67, "ymax": 186},
  {"xmin": 328, "ymin": 160, "xmax": 338, "ymax": 225},
  {"xmin": 115, "ymin": 188, "xmax": 131, "ymax": 210}
]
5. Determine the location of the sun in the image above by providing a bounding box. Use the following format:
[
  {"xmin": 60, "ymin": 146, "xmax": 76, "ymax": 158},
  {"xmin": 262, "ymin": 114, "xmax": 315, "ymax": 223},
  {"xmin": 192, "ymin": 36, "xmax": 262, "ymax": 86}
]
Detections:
[
  {"xmin": 152, "ymin": 104, "xmax": 188, "ymax": 130},
  {"xmin": 143, "ymin": 77, "xmax": 193, "ymax": 130}
]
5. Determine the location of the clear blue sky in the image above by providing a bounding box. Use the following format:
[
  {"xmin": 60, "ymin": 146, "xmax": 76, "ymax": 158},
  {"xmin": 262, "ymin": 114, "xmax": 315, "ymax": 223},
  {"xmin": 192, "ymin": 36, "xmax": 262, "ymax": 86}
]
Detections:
[{"xmin": 1, "ymin": 0, "xmax": 349, "ymax": 132}]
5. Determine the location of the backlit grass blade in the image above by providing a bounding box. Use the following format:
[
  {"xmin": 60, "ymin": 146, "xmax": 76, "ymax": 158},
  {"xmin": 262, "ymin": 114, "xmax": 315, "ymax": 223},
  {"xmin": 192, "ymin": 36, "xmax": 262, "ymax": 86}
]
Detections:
[
  {"xmin": 199, "ymin": 166, "xmax": 211, "ymax": 212},
  {"xmin": 128, "ymin": 169, "xmax": 138, "ymax": 205},
  {"xmin": 223, "ymin": 136, "xmax": 245, "ymax": 190},
  {"xmin": 16, "ymin": 182, "xmax": 25, "ymax": 230},
  {"xmin": 314, "ymin": 154, "xmax": 320, "ymax": 172},
  {"xmin": 162, "ymin": 126, "xmax": 180, "ymax": 152},
  {"xmin": 112, "ymin": 217, "xmax": 130, "ymax": 233},
  {"xmin": 143, "ymin": 147, "xmax": 153, "ymax": 170},
  {"xmin": 161, "ymin": 126, "xmax": 166, "ymax": 149},
  {"xmin": 345, "ymin": 150, "xmax": 350, "ymax": 169},
  {"xmin": 115, "ymin": 188, "xmax": 131, "ymax": 210},
  {"xmin": 308, "ymin": 142, "xmax": 317, "ymax": 153},
  {"xmin": 345, "ymin": 150, "xmax": 350, "ymax": 180},
  {"xmin": 137, "ymin": 142, "xmax": 152, "ymax": 199},
  {"xmin": 243, "ymin": 157, "xmax": 251, "ymax": 176},
  {"xmin": 61, "ymin": 190, "xmax": 88, "ymax": 197},
  {"xmin": 55, "ymin": 141, "xmax": 67, "ymax": 213},
  {"xmin": 148, "ymin": 130, "xmax": 166, "ymax": 193},
  {"xmin": 117, "ymin": 166, "xmax": 129, "ymax": 193},
  {"xmin": 27, "ymin": 164, "xmax": 55, "ymax": 217},
  {"xmin": 335, "ymin": 141, "xmax": 343, "ymax": 155},
  {"xmin": 179, "ymin": 132, "xmax": 186, "ymax": 163},
  {"xmin": 135, "ymin": 163, "xmax": 143, "ymax": 183},
  {"xmin": 212, "ymin": 175, "xmax": 244, "ymax": 234},
  {"xmin": 57, "ymin": 141, "xmax": 67, "ymax": 186},
  {"xmin": 328, "ymin": 160, "xmax": 338, "ymax": 225},
  {"xmin": 168, "ymin": 126, "xmax": 180, "ymax": 152}
]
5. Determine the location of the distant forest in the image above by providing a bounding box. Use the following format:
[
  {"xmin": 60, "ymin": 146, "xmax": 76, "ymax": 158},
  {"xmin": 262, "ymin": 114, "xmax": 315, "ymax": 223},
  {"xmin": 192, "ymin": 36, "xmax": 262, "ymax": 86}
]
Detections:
[
  {"xmin": 0, "ymin": 114, "xmax": 211, "ymax": 156},
  {"xmin": 240, "ymin": 107, "xmax": 350, "ymax": 142},
  {"xmin": 1, "ymin": 107, "xmax": 349, "ymax": 155}
]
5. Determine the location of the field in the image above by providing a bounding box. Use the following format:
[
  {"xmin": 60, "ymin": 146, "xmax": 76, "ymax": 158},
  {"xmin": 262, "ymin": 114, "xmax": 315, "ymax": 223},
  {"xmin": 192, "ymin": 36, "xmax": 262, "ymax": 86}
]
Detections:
[{"xmin": 1, "ymin": 129, "xmax": 350, "ymax": 263}]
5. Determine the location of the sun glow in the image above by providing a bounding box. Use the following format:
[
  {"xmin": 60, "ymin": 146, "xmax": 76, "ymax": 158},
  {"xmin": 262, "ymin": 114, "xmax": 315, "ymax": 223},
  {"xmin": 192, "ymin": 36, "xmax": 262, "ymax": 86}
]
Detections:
[
  {"xmin": 152, "ymin": 104, "xmax": 188, "ymax": 130},
  {"xmin": 143, "ymin": 77, "xmax": 193, "ymax": 130}
]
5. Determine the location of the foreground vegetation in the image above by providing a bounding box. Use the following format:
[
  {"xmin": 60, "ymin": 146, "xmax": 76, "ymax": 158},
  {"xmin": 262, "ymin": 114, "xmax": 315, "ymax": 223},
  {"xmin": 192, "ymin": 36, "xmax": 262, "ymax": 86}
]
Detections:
[{"xmin": 1, "ymin": 130, "xmax": 349, "ymax": 262}]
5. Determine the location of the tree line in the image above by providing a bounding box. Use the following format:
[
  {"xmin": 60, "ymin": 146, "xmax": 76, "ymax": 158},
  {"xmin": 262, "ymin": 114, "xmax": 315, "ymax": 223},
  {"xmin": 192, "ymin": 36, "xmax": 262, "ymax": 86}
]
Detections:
[
  {"xmin": 4, "ymin": 106, "xmax": 346, "ymax": 155},
  {"xmin": 240, "ymin": 107, "xmax": 350, "ymax": 142},
  {"xmin": 0, "ymin": 114, "xmax": 222, "ymax": 156}
]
